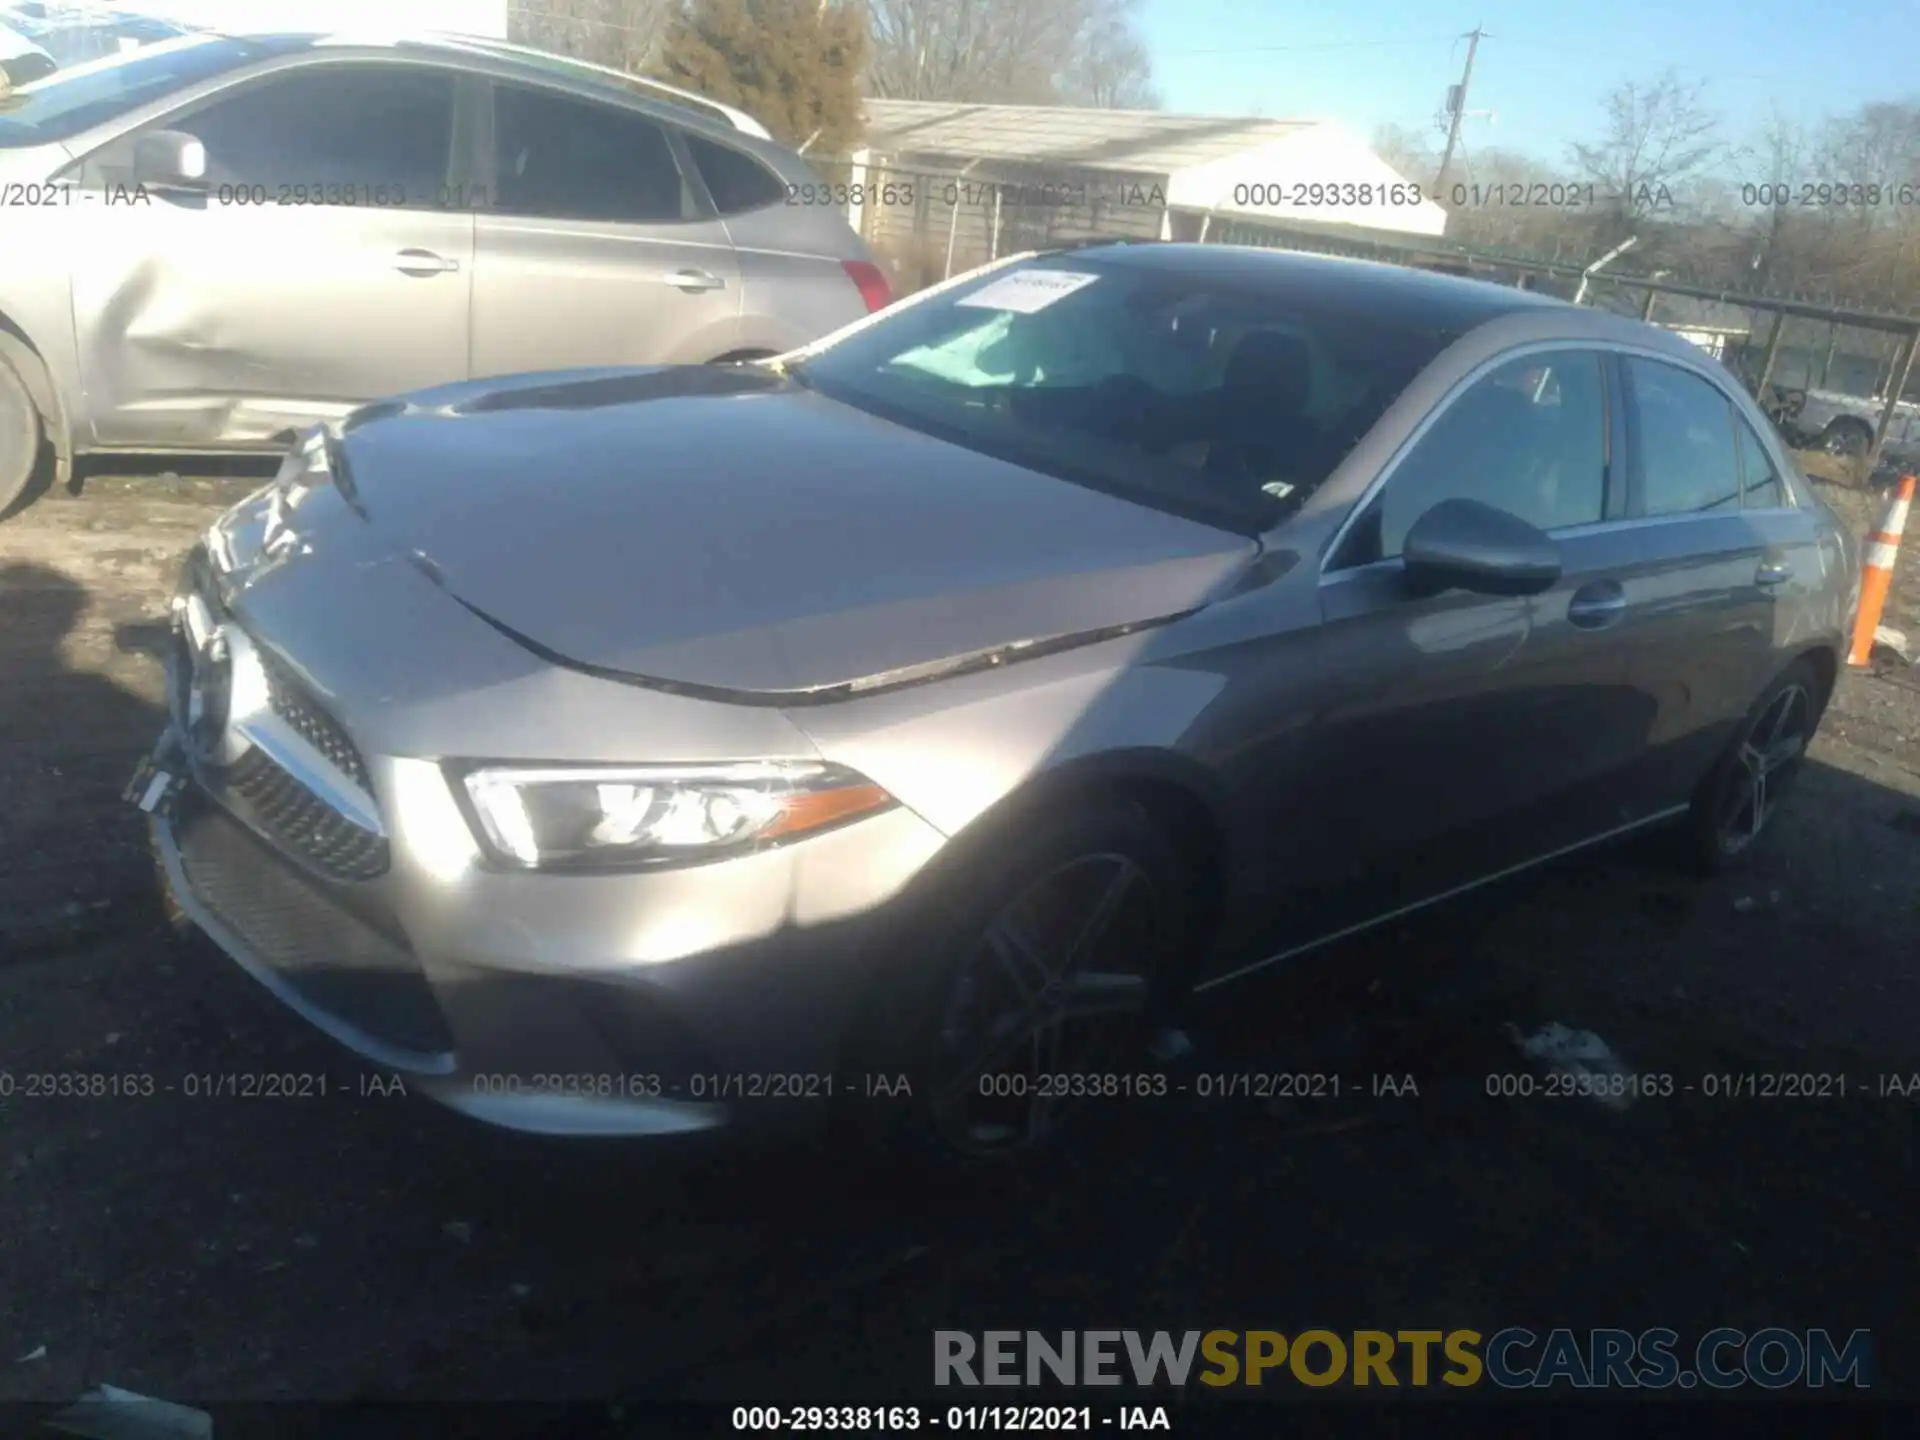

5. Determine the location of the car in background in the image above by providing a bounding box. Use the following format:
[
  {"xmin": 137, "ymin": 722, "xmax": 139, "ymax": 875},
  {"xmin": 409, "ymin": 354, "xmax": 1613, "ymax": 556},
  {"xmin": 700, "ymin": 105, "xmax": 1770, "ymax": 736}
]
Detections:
[
  {"xmin": 134, "ymin": 244, "xmax": 1854, "ymax": 1168},
  {"xmin": 0, "ymin": 16, "xmax": 56, "ymax": 85},
  {"xmin": 0, "ymin": 31, "xmax": 888, "ymax": 516},
  {"xmin": 1769, "ymin": 384, "xmax": 1920, "ymax": 464}
]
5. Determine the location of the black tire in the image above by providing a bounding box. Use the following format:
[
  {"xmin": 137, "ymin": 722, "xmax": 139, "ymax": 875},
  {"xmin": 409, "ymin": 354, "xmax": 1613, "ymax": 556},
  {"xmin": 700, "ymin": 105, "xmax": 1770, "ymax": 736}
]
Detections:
[
  {"xmin": 1677, "ymin": 657, "xmax": 1825, "ymax": 874},
  {"xmin": 0, "ymin": 351, "xmax": 43, "ymax": 519},
  {"xmin": 836, "ymin": 799, "xmax": 1194, "ymax": 1177},
  {"xmin": 1821, "ymin": 418, "xmax": 1873, "ymax": 459}
]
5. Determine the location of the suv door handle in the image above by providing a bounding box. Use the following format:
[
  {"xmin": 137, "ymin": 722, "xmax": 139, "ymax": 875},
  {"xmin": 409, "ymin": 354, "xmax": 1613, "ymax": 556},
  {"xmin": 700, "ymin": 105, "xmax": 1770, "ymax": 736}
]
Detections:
[
  {"xmin": 1567, "ymin": 580, "xmax": 1627, "ymax": 630},
  {"xmin": 1755, "ymin": 558, "xmax": 1794, "ymax": 587},
  {"xmin": 395, "ymin": 249, "xmax": 460, "ymax": 276},
  {"xmin": 663, "ymin": 268, "xmax": 726, "ymax": 293}
]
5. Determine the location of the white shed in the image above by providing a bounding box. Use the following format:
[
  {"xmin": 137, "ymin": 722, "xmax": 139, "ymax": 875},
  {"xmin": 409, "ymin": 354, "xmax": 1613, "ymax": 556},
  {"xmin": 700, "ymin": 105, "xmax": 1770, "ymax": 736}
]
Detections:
[{"xmin": 851, "ymin": 99, "xmax": 1446, "ymax": 278}]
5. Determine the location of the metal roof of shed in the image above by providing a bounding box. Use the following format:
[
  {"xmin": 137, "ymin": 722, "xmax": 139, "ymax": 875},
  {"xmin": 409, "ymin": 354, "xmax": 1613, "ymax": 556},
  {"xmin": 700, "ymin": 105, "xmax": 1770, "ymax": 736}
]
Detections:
[{"xmin": 859, "ymin": 99, "xmax": 1319, "ymax": 175}]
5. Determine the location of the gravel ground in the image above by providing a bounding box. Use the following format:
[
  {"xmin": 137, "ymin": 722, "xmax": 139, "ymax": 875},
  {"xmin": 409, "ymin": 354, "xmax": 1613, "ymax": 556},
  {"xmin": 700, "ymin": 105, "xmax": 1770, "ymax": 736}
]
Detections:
[{"xmin": 0, "ymin": 465, "xmax": 1915, "ymax": 1419}]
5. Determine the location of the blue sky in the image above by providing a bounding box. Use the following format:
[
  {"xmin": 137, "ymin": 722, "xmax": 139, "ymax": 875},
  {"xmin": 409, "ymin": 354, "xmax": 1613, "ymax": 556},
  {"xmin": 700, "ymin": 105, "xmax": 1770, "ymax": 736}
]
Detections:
[{"xmin": 1138, "ymin": 0, "xmax": 1911, "ymax": 170}]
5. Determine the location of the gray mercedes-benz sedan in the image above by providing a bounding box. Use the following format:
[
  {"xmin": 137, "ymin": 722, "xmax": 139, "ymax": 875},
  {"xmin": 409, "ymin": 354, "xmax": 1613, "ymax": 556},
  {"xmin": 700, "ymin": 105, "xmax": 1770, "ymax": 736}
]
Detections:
[{"xmin": 132, "ymin": 243, "xmax": 1859, "ymax": 1165}]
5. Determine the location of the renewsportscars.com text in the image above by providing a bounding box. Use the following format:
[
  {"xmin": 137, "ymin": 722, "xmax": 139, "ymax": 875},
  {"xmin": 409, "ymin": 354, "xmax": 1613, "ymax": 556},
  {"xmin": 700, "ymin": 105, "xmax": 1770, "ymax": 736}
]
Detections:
[{"xmin": 934, "ymin": 1328, "xmax": 1872, "ymax": 1389}]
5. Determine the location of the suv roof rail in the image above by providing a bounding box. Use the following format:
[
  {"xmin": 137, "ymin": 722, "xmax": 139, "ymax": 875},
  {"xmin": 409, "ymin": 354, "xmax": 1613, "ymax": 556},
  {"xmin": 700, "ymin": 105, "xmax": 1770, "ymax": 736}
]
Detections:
[{"xmin": 420, "ymin": 32, "xmax": 773, "ymax": 139}]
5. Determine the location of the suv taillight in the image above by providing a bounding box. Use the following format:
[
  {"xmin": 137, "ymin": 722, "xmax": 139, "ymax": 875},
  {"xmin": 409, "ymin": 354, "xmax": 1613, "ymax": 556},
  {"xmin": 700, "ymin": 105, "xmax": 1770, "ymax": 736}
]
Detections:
[{"xmin": 842, "ymin": 260, "xmax": 892, "ymax": 313}]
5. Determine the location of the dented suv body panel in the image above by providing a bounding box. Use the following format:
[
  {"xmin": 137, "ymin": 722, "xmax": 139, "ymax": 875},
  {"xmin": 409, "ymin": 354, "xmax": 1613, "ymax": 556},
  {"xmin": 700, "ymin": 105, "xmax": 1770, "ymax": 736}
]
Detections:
[{"xmin": 0, "ymin": 32, "xmax": 877, "ymax": 458}]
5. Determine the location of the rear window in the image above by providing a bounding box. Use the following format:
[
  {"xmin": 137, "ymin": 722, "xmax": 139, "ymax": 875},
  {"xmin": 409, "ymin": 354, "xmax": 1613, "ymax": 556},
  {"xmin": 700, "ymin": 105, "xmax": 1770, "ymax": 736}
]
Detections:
[
  {"xmin": 684, "ymin": 133, "xmax": 785, "ymax": 214},
  {"xmin": 796, "ymin": 256, "xmax": 1461, "ymax": 533},
  {"xmin": 0, "ymin": 35, "xmax": 295, "ymax": 147}
]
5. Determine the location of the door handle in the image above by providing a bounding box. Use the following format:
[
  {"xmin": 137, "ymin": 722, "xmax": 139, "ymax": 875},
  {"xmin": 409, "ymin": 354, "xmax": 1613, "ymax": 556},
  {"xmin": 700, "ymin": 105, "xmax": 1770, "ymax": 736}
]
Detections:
[
  {"xmin": 662, "ymin": 268, "xmax": 726, "ymax": 293},
  {"xmin": 1567, "ymin": 581, "xmax": 1627, "ymax": 630},
  {"xmin": 1755, "ymin": 559, "xmax": 1794, "ymax": 587},
  {"xmin": 394, "ymin": 249, "xmax": 460, "ymax": 276}
]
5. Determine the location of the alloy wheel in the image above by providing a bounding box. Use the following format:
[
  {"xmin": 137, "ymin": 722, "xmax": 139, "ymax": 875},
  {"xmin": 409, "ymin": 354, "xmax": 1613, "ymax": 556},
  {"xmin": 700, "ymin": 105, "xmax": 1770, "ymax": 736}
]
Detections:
[
  {"xmin": 928, "ymin": 852, "xmax": 1163, "ymax": 1157},
  {"xmin": 1715, "ymin": 683, "xmax": 1812, "ymax": 855}
]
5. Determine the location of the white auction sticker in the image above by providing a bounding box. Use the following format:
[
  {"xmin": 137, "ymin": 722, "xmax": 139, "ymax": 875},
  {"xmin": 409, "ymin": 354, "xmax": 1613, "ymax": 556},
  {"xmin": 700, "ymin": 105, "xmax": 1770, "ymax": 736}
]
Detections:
[{"xmin": 955, "ymin": 269, "xmax": 1101, "ymax": 314}]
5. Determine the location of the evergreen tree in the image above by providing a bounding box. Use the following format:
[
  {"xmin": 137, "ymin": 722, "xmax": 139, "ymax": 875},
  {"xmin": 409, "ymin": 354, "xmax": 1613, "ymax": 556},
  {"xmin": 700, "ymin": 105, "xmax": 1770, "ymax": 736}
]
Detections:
[{"xmin": 659, "ymin": 0, "xmax": 866, "ymax": 155}]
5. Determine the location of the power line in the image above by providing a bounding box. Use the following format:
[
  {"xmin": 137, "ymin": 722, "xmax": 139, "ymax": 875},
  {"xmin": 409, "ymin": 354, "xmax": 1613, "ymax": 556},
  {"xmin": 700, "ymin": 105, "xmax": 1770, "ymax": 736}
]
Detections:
[
  {"xmin": 1162, "ymin": 34, "xmax": 1460, "ymax": 57},
  {"xmin": 1492, "ymin": 34, "xmax": 1799, "ymax": 86}
]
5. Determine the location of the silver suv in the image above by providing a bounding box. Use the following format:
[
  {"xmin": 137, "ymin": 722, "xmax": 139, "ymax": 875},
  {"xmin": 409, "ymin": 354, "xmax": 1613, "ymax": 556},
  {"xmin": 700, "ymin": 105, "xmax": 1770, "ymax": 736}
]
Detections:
[{"xmin": 0, "ymin": 32, "xmax": 887, "ymax": 514}]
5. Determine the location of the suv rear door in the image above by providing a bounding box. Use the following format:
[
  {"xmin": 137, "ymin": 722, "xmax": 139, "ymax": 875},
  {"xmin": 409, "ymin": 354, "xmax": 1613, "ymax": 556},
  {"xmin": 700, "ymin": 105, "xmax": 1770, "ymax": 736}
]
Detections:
[
  {"xmin": 679, "ymin": 130, "xmax": 874, "ymax": 353},
  {"xmin": 470, "ymin": 82, "xmax": 742, "ymax": 375}
]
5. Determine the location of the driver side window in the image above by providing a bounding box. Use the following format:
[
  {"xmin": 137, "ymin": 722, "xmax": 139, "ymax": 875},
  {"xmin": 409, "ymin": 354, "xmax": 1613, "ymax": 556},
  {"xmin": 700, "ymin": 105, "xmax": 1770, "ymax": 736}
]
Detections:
[{"xmin": 1343, "ymin": 351, "xmax": 1610, "ymax": 566}]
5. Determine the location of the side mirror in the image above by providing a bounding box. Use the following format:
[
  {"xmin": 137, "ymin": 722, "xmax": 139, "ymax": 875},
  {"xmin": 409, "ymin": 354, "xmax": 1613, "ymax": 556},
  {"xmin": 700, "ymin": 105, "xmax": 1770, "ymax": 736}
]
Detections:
[
  {"xmin": 132, "ymin": 129, "xmax": 207, "ymax": 191},
  {"xmin": 1402, "ymin": 497, "xmax": 1561, "ymax": 597}
]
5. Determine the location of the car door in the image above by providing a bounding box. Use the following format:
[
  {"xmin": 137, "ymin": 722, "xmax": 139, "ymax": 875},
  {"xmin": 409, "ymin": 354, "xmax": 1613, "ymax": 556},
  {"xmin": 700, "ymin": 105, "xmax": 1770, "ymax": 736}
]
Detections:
[
  {"xmin": 1281, "ymin": 347, "xmax": 1662, "ymax": 920},
  {"xmin": 679, "ymin": 130, "xmax": 872, "ymax": 352},
  {"xmin": 470, "ymin": 82, "xmax": 742, "ymax": 376},
  {"xmin": 1604, "ymin": 353, "xmax": 1805, "ymax": 807},
  {"xmin": 66, "ymin": 61, "xmax": 475, "ymax": 450}
]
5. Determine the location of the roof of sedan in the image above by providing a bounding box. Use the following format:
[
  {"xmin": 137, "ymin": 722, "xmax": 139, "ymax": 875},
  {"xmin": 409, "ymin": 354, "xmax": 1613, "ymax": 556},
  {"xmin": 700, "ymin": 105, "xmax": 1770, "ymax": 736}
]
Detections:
[{"xmin": 1079, "ymin": 241, "xmax": 1574, "ymax": 334}]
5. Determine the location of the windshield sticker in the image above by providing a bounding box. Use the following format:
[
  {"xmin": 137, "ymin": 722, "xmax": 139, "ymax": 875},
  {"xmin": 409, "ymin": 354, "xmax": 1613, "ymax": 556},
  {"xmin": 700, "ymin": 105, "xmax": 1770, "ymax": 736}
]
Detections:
[{"xmin": 955, "ymin": 270, "xmax": 1101, "ymax": 314}]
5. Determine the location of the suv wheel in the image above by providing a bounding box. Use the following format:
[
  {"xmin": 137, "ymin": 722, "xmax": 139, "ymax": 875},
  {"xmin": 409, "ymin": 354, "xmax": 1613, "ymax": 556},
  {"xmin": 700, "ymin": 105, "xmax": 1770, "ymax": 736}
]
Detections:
[
  {"xmin": 1821, "ymin": 418, "xmax": 1873, "ymax": 459},
  {"xmin": 0, "ymin": 352, "xmax": 44, "ymax": 519}
]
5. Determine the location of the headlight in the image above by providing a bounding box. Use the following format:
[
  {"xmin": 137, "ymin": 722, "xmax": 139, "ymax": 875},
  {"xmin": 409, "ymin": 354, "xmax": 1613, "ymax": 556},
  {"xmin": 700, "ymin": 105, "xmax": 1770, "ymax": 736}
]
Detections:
[{"xmin": 452, "ymin": 760, "xmax": 894, "ymax": 870}]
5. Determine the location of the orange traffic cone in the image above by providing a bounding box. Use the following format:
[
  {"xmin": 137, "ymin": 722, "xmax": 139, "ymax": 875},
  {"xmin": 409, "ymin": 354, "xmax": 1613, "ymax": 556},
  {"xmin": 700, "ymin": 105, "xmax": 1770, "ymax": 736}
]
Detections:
[{"xmin": 1848, "ymin": 473, "xmax": 1915, "ymax": 666}]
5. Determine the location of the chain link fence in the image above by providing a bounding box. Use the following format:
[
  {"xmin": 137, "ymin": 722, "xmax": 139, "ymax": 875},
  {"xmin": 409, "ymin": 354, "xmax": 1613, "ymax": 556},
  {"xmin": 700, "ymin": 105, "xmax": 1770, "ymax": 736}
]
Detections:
[{"xmin": 825, "ymin": 158, "xmax": 1170, "ymax": 295}]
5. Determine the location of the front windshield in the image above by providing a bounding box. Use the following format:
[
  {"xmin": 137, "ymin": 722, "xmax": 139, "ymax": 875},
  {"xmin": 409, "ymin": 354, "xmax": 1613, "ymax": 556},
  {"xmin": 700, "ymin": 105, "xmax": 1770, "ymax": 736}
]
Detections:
[
  {"xmin": 0, "ymin": 35, "xmax": 289, "ymax": 147},
  {"xmin": 795, "ymin": 255, "xmax": 1459, "ymax": 533}
]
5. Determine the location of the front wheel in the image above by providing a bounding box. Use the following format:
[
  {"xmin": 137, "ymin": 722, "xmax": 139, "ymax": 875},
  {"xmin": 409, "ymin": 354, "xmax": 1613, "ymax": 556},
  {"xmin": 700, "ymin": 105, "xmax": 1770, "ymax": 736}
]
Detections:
[
  {"xmin": 1680, "ymin": 658, "xmax": 1824, "ymax": 873},
  {"xmin": 839, "ymin": 800, "xmax": 1193, "ymax": 1172}
]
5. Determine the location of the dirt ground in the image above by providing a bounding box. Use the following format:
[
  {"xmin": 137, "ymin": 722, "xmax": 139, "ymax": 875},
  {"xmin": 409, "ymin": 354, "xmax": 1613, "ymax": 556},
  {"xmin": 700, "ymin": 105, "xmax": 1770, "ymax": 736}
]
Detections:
[{"xmin": 1, "ymin": 462, "xmax": 1916, "ymax": 1423}]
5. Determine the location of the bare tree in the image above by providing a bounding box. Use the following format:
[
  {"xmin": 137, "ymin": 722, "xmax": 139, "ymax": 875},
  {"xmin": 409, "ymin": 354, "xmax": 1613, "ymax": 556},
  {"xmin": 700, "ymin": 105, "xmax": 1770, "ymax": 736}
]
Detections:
[
  {"xmin": 1730, "ymin": 108, "xmax": 1815, "ymax": 293},
  {"xmin": 1810, "ymin": 100, "xmax": 1920, "ymax": 307},
  {"xmin": 1058, "ymin": 6, "xmax": 1159, "ymax": 109},
  {"xmin": 866, "ymin": 0, "xmax": 1155, "ymax": 107},
  {"xmin": 507, "ymin": 0, "xmax": 673, "ymax": 72},
  {"xmin": 1567, "ymin": 70, "xmax": 1721, "ymax": 239},
  {"xmin": 1371, "ymin": 122, "xmax": 1440, "ymax": 181}
]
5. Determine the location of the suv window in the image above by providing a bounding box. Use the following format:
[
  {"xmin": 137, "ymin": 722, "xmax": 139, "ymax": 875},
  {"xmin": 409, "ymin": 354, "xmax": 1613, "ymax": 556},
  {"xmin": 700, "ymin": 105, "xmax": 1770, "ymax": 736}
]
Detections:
[
  {"xmin": 1624, "ymin": 357, "xmax": 1741, "ymax": 516},
  {"xmin": 684, "ymin": 133, "xmax": 785, "ymax": 215},
  {"xmin": 1733, "ymin": 414, "xmax": 1786, "ymax": 508},
  {"xmin": 1354, "ymin": 351, "xmax": 1610, "ymax": 563},
  {"xmin": 492, "ymin": 85, "xmax": 695, "ymax": 223},
  {"xmin": 160, "ymin": 65, "xmax": 454, "ymax": 205}
]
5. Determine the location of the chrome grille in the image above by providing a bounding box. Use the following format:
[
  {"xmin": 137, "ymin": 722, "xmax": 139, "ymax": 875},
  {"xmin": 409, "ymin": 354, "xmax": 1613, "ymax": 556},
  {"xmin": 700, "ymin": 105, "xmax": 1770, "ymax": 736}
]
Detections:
[
  {"xmin": 176, "ymin": 555, "xmax": 388, "ymax": 883},
  {"xmin": 227, "ymin": 748, "xmax": 389, "ymax": 882},
  {"xmin": 256, "ymin": 645, "xmax": 374, "ymax": 795}
]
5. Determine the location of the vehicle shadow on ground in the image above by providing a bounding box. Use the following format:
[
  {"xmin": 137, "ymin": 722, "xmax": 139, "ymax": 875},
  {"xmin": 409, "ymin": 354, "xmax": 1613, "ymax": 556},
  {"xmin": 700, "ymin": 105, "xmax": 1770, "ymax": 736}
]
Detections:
[{"xmin": 0, "ymin": 560, "xmax": 174, "ymax": 959}]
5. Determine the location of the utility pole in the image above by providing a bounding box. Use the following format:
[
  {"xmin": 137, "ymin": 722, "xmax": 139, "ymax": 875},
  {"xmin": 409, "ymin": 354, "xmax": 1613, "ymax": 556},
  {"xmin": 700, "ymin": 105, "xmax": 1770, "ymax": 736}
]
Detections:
[{"xmin": 1433, "ymin": 27, "xmax": 1484, "ymax": 199}]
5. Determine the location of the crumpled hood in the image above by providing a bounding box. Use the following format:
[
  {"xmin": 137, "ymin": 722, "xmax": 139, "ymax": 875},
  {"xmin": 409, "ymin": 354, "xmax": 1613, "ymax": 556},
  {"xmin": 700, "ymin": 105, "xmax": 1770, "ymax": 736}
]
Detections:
[{"xmin": 312, "ymin": 365, "xmax": 1255, "ymax": 698}]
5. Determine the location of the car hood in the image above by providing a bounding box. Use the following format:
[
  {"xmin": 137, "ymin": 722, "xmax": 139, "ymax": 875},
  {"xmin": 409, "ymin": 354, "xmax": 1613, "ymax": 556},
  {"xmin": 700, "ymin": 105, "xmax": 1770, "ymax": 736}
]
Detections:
[{"xmin": 324, "ymin": 366, "xmax": 1257, "ymax": 699}]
